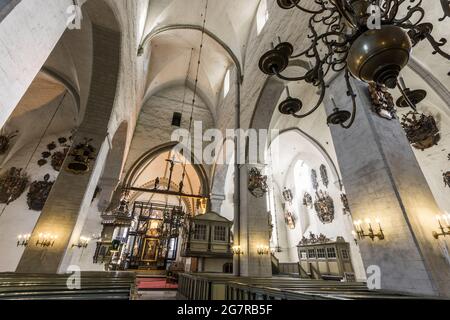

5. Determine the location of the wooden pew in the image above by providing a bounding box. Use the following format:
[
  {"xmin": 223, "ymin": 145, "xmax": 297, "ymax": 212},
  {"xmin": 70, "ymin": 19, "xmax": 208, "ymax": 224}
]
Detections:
[{"xmin": 0, "ymin": 272, "xmax": 136, "ymax": 300}]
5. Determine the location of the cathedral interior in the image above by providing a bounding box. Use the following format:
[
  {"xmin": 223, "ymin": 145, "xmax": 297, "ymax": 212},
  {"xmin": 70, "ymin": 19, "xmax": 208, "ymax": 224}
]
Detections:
[{"xmin": 0, "ymin": 0, "xmax": 450, "ymax": 302}]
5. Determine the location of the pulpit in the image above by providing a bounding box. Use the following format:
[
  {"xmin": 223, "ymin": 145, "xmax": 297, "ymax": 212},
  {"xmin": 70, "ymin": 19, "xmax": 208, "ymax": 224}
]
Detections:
[{"xmin": 182, "ymin": 211, "xmax": 233, "ymax": 273}]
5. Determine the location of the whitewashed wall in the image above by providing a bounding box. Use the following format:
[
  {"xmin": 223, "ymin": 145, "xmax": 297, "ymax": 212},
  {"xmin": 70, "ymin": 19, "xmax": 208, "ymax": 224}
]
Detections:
[{"xmin": 0, "ymin": 130, "xmax": 72, "ymax": 271}]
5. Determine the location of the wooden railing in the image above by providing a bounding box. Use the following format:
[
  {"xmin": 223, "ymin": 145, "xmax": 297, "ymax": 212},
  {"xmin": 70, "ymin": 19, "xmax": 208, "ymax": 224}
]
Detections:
[
  {"xmin": 178, "ymin": 273, "xmax": 429, "ymax": 300},
  {"xmin": 278, "ymin": 263, "xmax": 300, "ymax": 275}
]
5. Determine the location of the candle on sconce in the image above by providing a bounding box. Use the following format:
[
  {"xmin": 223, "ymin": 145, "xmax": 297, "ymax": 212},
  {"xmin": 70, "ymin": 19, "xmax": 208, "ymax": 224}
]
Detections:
[
  {"xmin": 443, "ymin": 214, "xmax": 450, "ymax": 227},
  {"xmin": 353, "ymin": 217, "xmax": 384, "ymax": 241},
  {"xmin": 36, "ymin": 233, "xmax": 57, "ymax": 247},
  {"xmin": 432, "ymin": 214, "xmax": 450, "ymax": 239},
  {"xmin": 17, "ymin": 234, "xmax": 31, "ymax": 247},
  {"xmin": 375, "ymin": 218, "xmax": 382, "ymax": 229},
  {"xmin": 436, "ymin": 215, "xmax": 444, "ymax": 227}
]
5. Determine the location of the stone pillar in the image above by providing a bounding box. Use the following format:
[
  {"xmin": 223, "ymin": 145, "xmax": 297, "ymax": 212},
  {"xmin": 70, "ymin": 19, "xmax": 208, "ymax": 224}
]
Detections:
[
  {"xmin": 0, "ymin": 0, "xmax": 72, "ymax": 128},
  {"xmin": 237, "ymin": 164, "xmax": 272, "ymax": 277},
  {"xmin": 210, "ymin": 193, "xmax": 225, "ymax": 213},
  {"xmin": 97, "ymin": 177, "xmax": 120, "ymax": 212},
  {"xmin": 16, "ymin": 25, "xmax": 121, "ymax": 274},
  {"xmin": 16, "ymin": 134, "xmax": 108, "ymax": 274},
  {"xmin": 324, "ymin": 73, "xmax": 450, "ymax": 297}
]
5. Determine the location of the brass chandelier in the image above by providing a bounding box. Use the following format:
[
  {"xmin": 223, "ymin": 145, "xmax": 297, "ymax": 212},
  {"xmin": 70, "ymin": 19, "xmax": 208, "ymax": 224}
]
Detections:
[{"xmin": 259, "ymin": 0, "xmax": 450, "ymax": 128}]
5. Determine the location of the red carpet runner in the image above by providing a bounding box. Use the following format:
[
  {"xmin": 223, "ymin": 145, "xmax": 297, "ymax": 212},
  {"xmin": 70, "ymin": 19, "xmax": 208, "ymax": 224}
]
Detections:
[{"xmin": 137, "ymin": 277, "xmax": 178, "ymax": 290}]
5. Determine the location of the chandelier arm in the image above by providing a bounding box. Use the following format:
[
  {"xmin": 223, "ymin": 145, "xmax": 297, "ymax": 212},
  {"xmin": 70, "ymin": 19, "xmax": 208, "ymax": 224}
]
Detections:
[
  {"xmin": 400, "ymin": 23, "xmax": 450, "ymax": 60},
  {"xmin": 317, "ymin": 31, "xmax": 350, "ymax": 45},
  {"xmin": 291, "ymin": 46, "xmax": 315, "ymax": 59},
  {"xmin": 424, "ymin": 34, "xmax": 450, "ymax": 60},
  {"xmin": 392, "ymin": 4, "xmax": 425, "ymax": 26},
  {"xmin": 291, "ymin": 79, "xmax": 326, "ymax": 119},
  {"xmin": 290, "ymin": 38, "xmax": 347, "ymax": 61},
  {"xmin": 274, "ymin": 69, "xmax": 311, "ymax": 82},
  {"xmin": 312, "ymin": 7, "xmax": 338, "ymax": 26},
  {"xmin": 383, "ymin": 0, "xmax": 401, "ymax": 23},
  {"xmin": 340, "ymin": 69, "xmax": 357, "ymax": 129},
  {"xmin": 327, "ymin": 15, "xmax": 343, "ymax": 33},
  {"xmin": 289, "ymin": 27, "xmax": 326, "ymax": 119},
  {"xmin": 330, "ymin": 0, "xmax": 357, "ymax": 30},
  {"xmin": 325, "ymin": 42, "xmax": 348, "ymax": 73},
  {"xmin": 322, "ymin": 61, "xmax": 333, "ymax": 79},
  {"xmin": 324, "ymin": 15, "xmax": 340, "ymax": 28},
  {"xmin": 331, "ymin": 59, "xmax": 348, "ymax": 72},
  {"xmin": 293, "ymin": 1, "xmax": 326, "ymax": 14},
  {"xmin": 291, "ymin": 10, "xmax": 343, "ymax": 59}
]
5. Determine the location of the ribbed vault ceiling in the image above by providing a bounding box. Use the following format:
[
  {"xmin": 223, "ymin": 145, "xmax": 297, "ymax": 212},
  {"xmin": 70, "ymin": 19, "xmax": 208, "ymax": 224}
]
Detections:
[
  {"xmin": 11, "ymin": 73, "xmax": 66, "ymax": 118},
  {"xmin": 144, "ymin": 29, "xmax": 232, "ymax": 117},
  {"xmin": 141, "ymin": 0, "xmax": 261, "ymax": 117}
]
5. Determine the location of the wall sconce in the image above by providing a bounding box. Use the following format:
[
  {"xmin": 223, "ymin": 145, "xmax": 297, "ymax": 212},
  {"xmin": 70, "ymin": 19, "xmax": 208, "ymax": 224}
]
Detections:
[
  {"xmin": 72, "ymin": 236, "xmax": 91, "ymax": 249},
  {"xmin": 36, "ymin": 233, "xmax": 57, "ymax": 247},
  {"xmin": 17, "ymin": 234, "xmax": 31, "ymax": 247},
  {"xmin": 257, "ymin": 245, "xmax": 270, "ymax": 255},
  {"xmin": 232, "ymin": 245, "xmax": 244, "ymax": 255},
  {"xmin": 433, "ymin": 214, "xmax": 450, "ymax": 239},
  {"xmin": 354, "ymin": 218, "xmax": 385, "ymax": 241}
]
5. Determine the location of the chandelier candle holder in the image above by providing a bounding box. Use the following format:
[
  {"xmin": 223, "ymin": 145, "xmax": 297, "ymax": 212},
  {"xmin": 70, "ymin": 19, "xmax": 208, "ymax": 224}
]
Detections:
[
  {"xmin": 257, "ymin": 245, "xmax": 270, "ymax": 256},
  {"xmin": 232, "ymin": 245, "xmax": 244, "ymax": 255},
  {"xmin": 354, "ymin": 218, "xmax": 385, "ymax": 241},
  {"xmin": 16, "ymin": 234, "xmax": 31, "ymax": 247},
  {"xmin": 72, "ymin": 236, "xmax": 91, "ymax": 249},
  {"xmin": 259, "ymin": 0, "xmax": 450, "ymax": 128},
  {"xmin": 36, "ymin": 233, "xmax": 57, "ymax": 248},
  {"xmin": 432, "ymin": 214, "xmax": 450, "ymax": 239}
]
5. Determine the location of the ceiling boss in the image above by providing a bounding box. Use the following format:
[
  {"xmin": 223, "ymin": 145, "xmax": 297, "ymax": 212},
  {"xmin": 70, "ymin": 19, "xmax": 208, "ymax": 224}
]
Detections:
[{"xmin": 259, "ymin": 0, "xmax": 450, "ymax": 128}]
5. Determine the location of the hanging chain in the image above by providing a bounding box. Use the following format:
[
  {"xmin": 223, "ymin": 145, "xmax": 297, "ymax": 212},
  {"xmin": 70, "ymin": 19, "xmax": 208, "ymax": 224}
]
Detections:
[
  {"xmin": 179, "ymin": 48, "xmax": 195, "ymax": 126},
  {"xmin": 23, "ymin": 91, "xmax": 68, "ymax": 171},
  {"xmin": 0, "ymin": 91, "xmax": 68, "ymax": 218},
  {"xmin": 178, "ymin": 0, "xmax": 209, "ymax": 213}
]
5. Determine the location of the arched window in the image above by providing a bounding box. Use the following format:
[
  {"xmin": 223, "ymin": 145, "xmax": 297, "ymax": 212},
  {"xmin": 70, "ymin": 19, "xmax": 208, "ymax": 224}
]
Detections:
[
  {"xmin": 256, "ymin": 0, "xmax": 269, "ymax": 35},
  {"xmin": 223, "ymin": 69, "xmax": 231, "ymax": 98}
]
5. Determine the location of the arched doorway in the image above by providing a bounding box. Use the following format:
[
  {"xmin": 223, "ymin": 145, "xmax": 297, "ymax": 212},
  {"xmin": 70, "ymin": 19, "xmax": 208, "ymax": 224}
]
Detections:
[{"xmin": 266, "ymin": 129, "xmax": 366, "ymax": 280}]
